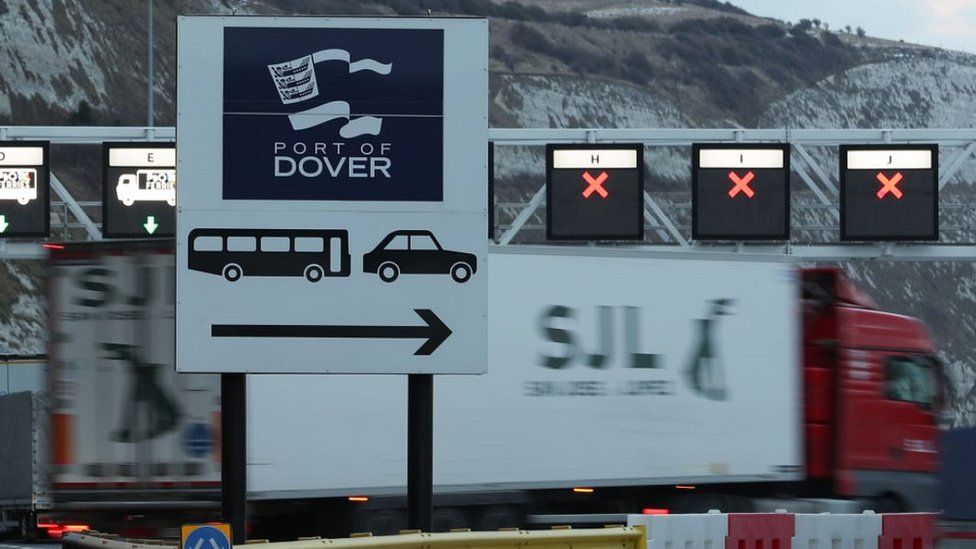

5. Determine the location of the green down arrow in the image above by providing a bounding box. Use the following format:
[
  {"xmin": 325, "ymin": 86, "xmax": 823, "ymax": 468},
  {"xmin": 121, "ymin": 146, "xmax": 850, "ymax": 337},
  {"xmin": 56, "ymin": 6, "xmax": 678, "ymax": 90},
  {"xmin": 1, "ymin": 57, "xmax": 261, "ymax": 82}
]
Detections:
[
  {"xmin": 0, "ymin": 215, "xmax": 9, "ymax": 234},
  {"xmin": 144, "ymin": 216, "xmax": 159, "ymax": 235}
]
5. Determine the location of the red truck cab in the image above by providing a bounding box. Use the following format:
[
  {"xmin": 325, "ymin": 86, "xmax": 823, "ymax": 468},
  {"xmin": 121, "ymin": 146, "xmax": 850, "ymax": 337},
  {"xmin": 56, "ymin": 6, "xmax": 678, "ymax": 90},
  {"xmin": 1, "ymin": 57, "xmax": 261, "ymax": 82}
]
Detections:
[{"xmin": 802, "ymin": 268, "xmax": 942, "ymax": 511}]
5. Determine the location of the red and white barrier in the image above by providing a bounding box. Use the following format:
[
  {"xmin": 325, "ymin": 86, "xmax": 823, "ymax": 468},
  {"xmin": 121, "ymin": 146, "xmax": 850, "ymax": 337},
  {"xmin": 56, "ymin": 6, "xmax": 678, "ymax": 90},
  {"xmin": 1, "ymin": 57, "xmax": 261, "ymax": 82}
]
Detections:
[
  {"xmin": 879, "ymin": 513, "xmax": 936, "ymax": 549},
  {"xmin": 627, "ymin": 513, "xmax": 938, "ymax": 549},
  {"xmin": 727, "ymin": 513, "xmax": 795, "ymax": 549},
  {"xmin": 628, "ymin": 512, "xmax": 728, "ymax": 549},
  {"xmin": 793, "ymin": 512, "xmax": 882, "ymax": 549}
]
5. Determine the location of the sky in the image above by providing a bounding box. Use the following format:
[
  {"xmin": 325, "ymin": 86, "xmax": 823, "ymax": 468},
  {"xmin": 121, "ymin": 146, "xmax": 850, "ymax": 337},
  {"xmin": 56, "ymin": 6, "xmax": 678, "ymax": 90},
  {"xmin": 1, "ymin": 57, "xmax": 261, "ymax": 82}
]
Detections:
[{"xmin": 730, "ymin": 0, "xmax": 976, "ymax": 53}]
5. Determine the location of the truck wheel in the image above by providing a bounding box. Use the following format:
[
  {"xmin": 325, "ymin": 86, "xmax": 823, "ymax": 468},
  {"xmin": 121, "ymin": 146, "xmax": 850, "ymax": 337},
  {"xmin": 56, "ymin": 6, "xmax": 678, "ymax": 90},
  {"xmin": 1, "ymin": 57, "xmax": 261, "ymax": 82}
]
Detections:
[{"xmin": 871, "ymin": 495, "xmax": 904, "ymax": 513}]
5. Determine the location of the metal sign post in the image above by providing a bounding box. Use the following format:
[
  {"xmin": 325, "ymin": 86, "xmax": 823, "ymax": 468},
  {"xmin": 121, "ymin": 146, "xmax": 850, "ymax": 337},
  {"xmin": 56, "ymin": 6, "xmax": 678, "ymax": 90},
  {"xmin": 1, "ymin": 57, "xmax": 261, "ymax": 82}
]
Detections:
[
  {"xmin": 220, "ymin": 374, "xmax": 246, "ymax": 544},
  {"xmin": 407, "ymin": 374, "xmax": 434, "ymax": 531}
]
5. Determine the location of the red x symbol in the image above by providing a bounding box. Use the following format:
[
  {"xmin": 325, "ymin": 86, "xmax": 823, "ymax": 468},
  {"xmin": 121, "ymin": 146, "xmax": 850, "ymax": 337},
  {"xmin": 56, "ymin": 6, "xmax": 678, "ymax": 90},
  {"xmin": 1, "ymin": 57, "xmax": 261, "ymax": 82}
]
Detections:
[
  {"xmin": 582, "ymin": 171, "xmax": 609, "ymax": 199},
  {"xmin": 728, "ymin": 171, "xmax": 755, "ymax": 198},
  {"xmin": 876, "ymin": 172, "xmax": 904, "ymax": 199}
]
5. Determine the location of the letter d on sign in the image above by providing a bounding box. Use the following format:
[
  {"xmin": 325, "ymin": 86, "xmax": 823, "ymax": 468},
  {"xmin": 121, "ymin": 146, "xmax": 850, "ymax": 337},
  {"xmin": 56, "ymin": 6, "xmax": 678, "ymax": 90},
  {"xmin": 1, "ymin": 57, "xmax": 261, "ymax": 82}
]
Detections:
[{"xmin": 274, "ymin": 156, "xmax": 296, "ymax": 177}]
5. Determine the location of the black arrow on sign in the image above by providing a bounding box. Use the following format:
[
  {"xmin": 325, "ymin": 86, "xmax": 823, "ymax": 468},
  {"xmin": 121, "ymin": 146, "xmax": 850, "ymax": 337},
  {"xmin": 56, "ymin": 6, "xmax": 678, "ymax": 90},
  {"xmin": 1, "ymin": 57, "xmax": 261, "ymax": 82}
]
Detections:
[{"xmin": 210, "ymin": 309, "xmax": 452, "ymax": 356}]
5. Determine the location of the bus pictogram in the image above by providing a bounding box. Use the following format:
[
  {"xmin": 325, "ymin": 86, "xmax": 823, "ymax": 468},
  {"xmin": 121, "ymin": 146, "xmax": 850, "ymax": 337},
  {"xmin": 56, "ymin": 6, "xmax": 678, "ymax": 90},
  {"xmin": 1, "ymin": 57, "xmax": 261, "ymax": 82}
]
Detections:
[
  {"xmin": 188, "ymin": 228, "xmax": 351, "ymax": 282},
  {"xmin": 0, "ymin": 168, "xmax": 38, "ymax": 205},
  {"xmin": 116, "ymin": 169, "xmax": 177, "ymax": 207}
]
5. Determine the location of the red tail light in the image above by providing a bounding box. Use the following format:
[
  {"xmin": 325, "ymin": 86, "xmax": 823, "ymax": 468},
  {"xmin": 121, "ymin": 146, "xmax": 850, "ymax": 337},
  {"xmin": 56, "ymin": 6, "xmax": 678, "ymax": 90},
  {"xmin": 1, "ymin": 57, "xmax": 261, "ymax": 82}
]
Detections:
[
  {"xmin": 642, "ymin": 508, "xmax": 669, "ymax": 515},
  {"xmin": 37, "ymin": 523, "xmax": 90, "ymax": 539}
]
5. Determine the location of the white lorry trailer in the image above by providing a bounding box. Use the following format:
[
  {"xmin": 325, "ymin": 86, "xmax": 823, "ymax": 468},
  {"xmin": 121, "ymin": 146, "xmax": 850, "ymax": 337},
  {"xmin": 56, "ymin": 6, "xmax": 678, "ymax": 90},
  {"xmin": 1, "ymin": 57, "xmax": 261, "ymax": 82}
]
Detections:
[
  {"xmin": 244, "ymin": 246, "xmax": 801, "ymax": 535},
  {"xmin": 0, "ymin": 242, "xmax": 220, "ymax": 541}
]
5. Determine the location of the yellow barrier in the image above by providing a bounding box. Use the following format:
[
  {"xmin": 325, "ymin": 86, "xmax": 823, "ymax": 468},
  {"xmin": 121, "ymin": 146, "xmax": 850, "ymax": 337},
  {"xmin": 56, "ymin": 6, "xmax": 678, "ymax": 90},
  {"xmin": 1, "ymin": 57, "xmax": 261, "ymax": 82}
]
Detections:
[
  {"xmin": 256, "ymin": 526, "xmax": 647, "ymax": 549},
  {"xmin": 66, "ymin": 526, "xmax": 647, "ymax": 549}
]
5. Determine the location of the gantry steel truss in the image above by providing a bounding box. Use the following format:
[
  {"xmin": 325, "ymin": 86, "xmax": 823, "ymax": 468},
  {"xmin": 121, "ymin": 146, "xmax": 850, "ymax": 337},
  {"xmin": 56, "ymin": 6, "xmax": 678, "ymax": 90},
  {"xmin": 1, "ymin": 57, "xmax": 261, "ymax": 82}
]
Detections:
[{"xmin": 2, "ymin": 126, "xmax": 976, "ymax": 262}]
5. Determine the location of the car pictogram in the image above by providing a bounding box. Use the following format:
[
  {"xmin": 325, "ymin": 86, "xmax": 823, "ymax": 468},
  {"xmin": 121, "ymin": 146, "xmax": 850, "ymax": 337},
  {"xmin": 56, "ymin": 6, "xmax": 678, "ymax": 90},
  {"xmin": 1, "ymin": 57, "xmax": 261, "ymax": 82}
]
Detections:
[{"xmin": 363, "ymin": 230, "xmax": 477, "ymax": 283}]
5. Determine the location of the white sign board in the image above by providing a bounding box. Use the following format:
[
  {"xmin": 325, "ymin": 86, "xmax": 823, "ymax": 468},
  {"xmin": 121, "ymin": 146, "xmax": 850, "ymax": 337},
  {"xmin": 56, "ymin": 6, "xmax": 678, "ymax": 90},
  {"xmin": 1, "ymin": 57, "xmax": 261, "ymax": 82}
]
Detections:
[{"xmin": 176, "ymin": 16, "xmax": 488, "ymax": 374}]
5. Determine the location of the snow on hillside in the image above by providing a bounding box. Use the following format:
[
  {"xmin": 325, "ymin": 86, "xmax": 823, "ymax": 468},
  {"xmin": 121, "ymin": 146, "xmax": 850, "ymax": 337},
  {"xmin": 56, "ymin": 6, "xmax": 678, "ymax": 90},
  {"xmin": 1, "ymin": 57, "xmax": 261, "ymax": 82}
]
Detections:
[
  {"xmin": 761, "ymin": 58, "xmax": 976, "ymax": 130},
  {"xmin": 0, "ymin": 0, "xmax": 110, "ymax": 117},
  {"xmin": 586, "ymin": 6, "xmax": 686, "ymax": 18},
  {"xmin": 0, "ymin": 260, "xmax": 45, "ymax": 355},
  {"xmin": 492, "ymin": 74, "xmax": 693, "ymax": 182}
]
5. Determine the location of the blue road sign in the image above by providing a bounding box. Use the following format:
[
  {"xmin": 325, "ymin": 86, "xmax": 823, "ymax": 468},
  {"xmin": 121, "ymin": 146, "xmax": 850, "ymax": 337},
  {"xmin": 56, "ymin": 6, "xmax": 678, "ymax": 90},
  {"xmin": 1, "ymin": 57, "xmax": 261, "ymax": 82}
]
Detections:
[
  {"xmin": 182, "ymin": 524, "xmax": 232, "ymax": 549},
  {"xmin": 183, "ymin": 422, "xmax": 213, "ymax": 458}
]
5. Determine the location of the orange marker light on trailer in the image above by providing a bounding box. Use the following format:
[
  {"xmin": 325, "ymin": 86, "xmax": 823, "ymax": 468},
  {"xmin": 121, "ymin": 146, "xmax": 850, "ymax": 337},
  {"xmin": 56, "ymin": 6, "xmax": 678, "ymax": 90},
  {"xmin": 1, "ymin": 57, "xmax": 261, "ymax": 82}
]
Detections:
[
  {"xmin": 572, "ymin": 487, "xmax": 595, "ymax": 493},
  {"xmin": 348, "ymin": 496, "xmax": 369, "ymax": 502}
]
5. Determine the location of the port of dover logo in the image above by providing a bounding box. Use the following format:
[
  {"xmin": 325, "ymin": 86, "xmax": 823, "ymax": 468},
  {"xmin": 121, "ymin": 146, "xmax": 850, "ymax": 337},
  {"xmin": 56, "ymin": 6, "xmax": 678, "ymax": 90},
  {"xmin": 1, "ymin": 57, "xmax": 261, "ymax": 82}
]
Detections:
[
  {"xmin": 269, "ymin": 50, "xmax": 391, "ymax": 136},
  {"xmin": 222, "ymin": 27, "xmax": 444, "ymax": 201}
]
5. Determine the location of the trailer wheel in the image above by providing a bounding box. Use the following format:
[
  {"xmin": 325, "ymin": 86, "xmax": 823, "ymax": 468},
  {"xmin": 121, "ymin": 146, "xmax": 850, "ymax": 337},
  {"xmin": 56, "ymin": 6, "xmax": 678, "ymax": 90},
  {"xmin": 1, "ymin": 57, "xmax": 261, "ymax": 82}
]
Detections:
[
  {"xmin": 433, "ymin": 507, "xmax": 468, "ymax": 532},
  {"xmin": 0, "ymin": 510, "xmax": 9, "ymax": 541},
  {"xmin": 476, "ymin": 505, "xmax": 522, "ymax": 532},
  {"xmin": 20, "ymin": 512, "xmax": 37, "ymax": 543},
  {"xmin": 351, "ymin": 509, "xmax": 405, "ymax": 537}
]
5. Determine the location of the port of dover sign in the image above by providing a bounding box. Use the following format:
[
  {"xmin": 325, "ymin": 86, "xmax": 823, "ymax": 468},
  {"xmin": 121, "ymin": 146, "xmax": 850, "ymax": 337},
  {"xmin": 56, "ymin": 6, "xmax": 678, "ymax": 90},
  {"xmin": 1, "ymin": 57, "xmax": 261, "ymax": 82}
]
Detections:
[{"xmin": 175, "ymin": 16, "xmax": 488, "ymax": 374}]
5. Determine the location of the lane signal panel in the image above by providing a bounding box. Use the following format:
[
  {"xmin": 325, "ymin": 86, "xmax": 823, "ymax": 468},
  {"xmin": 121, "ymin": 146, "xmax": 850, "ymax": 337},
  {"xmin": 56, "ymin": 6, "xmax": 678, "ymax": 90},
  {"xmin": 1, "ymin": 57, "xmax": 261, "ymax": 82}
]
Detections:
[
  {"xmin": 840, "ymin": 145, "xmax": 938, "ymax": 241},
  {"xmin": 546, "ymin": 144, "xmax": 644, "ymax": 241},
  {"xmin": 102, "ymin": 142, "xmax": 177, "ymax": 238},
  {"xmin": 692, "ymin": 143, "xmax": 790, "ymax": 240},
  {"xmin": 0, "ymin": 141, "xmax": 49, "ymax": 238}
]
